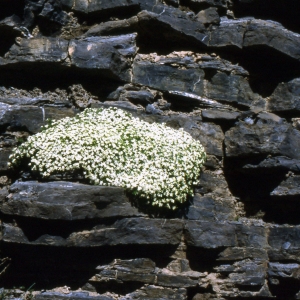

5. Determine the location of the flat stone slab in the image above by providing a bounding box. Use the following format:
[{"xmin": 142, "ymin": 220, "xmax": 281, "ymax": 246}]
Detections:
[
  {"xmin": 2, "ymin": 181, "xmax": 145, "ymax": 220},
  {"xmin": 2, "ymin": 218, "xmax": 184, "ymax": 247},
  {"xmin": 185, "ymin": 220, "xmax": 268, "ymax": 249},
  {"xmin": 268, "ymin": 78, "xmax": 300, "ymax": 113},
  {"xmin": 225, "ymin": 121, "xmax": 300, "ymax": 159},
  {"xmin": 268, "ymin": 225, "xmax": 300, "ymax": 262},
  {"xmin": 270, "ymin": 175, "xmax": 300, "ymax": 197},
  {"xmin": 0, "ymin": 103, "xmax": 77, "ymax": 133},
  {"xmin": 1, "ymin": 34, "xmax": 137, "ymax": 82}
]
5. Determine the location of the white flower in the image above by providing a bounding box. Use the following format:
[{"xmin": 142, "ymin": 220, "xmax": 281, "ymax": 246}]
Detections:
[{"xmin": 9, "ymin": 107, "xmax": 206, "ymax": 209}]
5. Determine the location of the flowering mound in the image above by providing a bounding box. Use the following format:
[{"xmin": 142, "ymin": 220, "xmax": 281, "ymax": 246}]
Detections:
[{"xmin": 9, "ymin": 108, "xmax": 206, "ymax": 209}]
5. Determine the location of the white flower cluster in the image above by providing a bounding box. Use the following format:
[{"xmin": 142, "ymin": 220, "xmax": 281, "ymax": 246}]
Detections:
[{"xmin": 9, "ymin": 108, "xmax": 206, "ymax": 209}]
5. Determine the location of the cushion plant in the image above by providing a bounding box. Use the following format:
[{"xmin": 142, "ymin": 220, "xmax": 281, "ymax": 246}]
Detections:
[{"xmin": 9, "ymin": 107, "xmax": 206, "ymax": 209}]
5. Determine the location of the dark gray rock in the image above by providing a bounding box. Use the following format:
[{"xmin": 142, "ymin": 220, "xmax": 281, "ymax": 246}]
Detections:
[
  {"xmin": 185, "ymin": 220, "xmax": 267, "ymax": 249},
  {"xmin": 183, "ymin": 121, "xmax": 224, "ymax": 157},
  {"xmin": 185, "ymin": 220, "xmax": 236, "ymax": 248},
  {"xmin": 242, "ymin": 156, "xmax": 300, "ymax": 173},
  {"xmin": 91, "ymin": 258, "xmax": 202, "ymax": 289},
  {"xmin": 202, "ymin": 109, "xmax": 240, "ymax": 121},
  {"xmin": 156, "ymin": 273, "xmax": 199, "ymax": 288},
  {"xmin": 268, "ymin": 225, "xmax": 300, "ymax": 262},
  {"xmin": 192, "ymin": 294, "xmax": 221, "ymax": 300},
  {"xmin": 2, "ymin": 218, "xmax": 183, "ymax": 247},
  {"xmin": 0, "ymin": 103, "xmax": 77, "ymax": 133},
  {"xmin": 256, "ymin": 112, "xmax": 284, "ymax": 125},
  {"xmin": 190, "ymin": 0, "xmax": 229, "ymax": 8},
  {"xmin": 1, "ymin": 34, "xmax": 137, "ymax": 82},
  {"xmin": 1, "ymin": 181, "xmax": 144, "ymax": 220},
  {"xmin": 0, "ymin": 96, "xmax": 67, "ymax": 106},
  {"xmin": 38, "ymin": 0, "xmax": 70, "ymax": 26},
  {"xmin": 69, "ymin": 34, "xmax": 137, "ymax": 82},
  {"xmin": 60, "ymin": 0, "xmax": 140, "ymax": 14},
  {"xmin": 92, "ymin": 101, "xmax": 140, "ymax": 112},
  {"xmin": 132, "ymin": 55, "xmax": 205, "ymax": 96},
  {"xmin": 196, "ymin": 55, "xmax": 249, "ymax": 76},
  {"xmin": 196, "ymin": 7, "xmax": 220, "ymax": 25},
  {"xmin": 225, "ymin": 121, "xmax": 300, "ymax": 159},
  {"xmin": 243, "ymin": 19, "xmax": 300, "ymax": 61},
  {"xmin": 218, "ymin": 247, "xmax": 268, "ymax": 261},
  {"xmin": 209, "ymin": 18, "xmax": 300, "ymax": 62},
  {"xmin": 165, "ymin": 0, "xmax": 179, "ymax": 7},
  {"xmin": 84, "ymin": 16, "xmax": 139, "ymax": 37},
  {"xmin": 120, "ymin": 90, "xmax": 155, "ymax": 105},
  {"xmin": 35, "ymin": 292, "xmax": 113, "ymax": 300},
  {"xmin": 2, "ymin": 37, "xmax": 69, "ymax": 64},
  {"xmin": 0, "ymin": 87, "xmax": 70, "ymax": 106},
  {"xmin": 98, "ymin": 258, "xmax": 156, "ymax": 274},
  {"xmin": 0, "ymin": 148, "xmax": 12, "ymax": 171},
  {"xmin": 132, "ymin": 53, "xmax": 254, "ymax": 109},
  {"xmin": 0, "ymin": 15, "xmax": 23, "ymax": 36},
  {"xmin": 205, "ymin": 72, "xmax": 264, "ymax": 107},
  {"xmin": 209, "ymin": 19, "xmax": 248, "ymax": 49},
  {"xmin": 214, "ymin": 259, "xmax": 267, "ymax": 286},
  {"xmin": 121, "ymin": 285, "xmax": 187, "ymax": 300},
  {"xmin": 68, "ymin": 218, "xmax": 184, "ymax": 247},
  {"xmin": 203, "ymin": 155, "xmax": 222, "ymax": 169},
  {"xmin": 196, "ymin": 171, "xmax": 231, "ymax": 196},
  {"xmin": 137, "ymin": 7, "xmax": 209, "ymax": 46},
  {"xmin": 234, "ymin": 222, "xmax": 268, "ymax": 248},
  {"xmin": 268, "ymin": 78, "xmax": 300, "ymax": 113},
  {"xmin": 268, "ymin": 262, "xmax": 300, "ymax": 279},
  {"xmin": 199, "ymin": 261, "xmax": 272, "ymax": 298},
  {"xmin": 186, "ymin": 194, "xmax": 237, "ymax": 221},
  {"xmin": 270, "ymin": 175, "xmax": 300, "ymax": 197}
]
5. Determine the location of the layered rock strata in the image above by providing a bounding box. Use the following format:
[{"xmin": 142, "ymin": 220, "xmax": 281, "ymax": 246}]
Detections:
[{"xmin": 1, "ymin": 0, "xmax": 300, "ymax": 299}]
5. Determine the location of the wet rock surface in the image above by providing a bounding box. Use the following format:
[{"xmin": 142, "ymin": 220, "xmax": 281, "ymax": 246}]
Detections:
[{"xmin": 1, "ymin": 0, "xmax": 300, "ymax": 299}]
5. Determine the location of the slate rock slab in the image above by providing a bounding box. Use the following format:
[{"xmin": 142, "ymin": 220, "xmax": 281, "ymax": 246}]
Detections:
[
  {"xmin": 2, "ymin": 37, "xmax": 69, "ymax": 64},
  {"xmin": 60, "ymin": 0, "xmax": 140, "ymax": 14},
  {"xmin": 214, "ymin": 259, "xmax": 267, "ymax": 286},
  {"xmin": 241, "ymin": 156, "xmax": 300, "ymax": 174},
  {"xmin": 35, "ymin": 292, "xmax": 113, "ymax": 300},
  {"xmin": 185, "ymin": 220, "xmax": 268, "ymax": 249},
  {"xmin": 218, "ymin": 247, "xmax": 268, "ymax": 261},
  {"xmin": 132, "ymin": 55, "xmax": 205, "ymax": 96},
  {"xmin": 268, "ymin": 225, "xmax": 300, "ymax": 262},
  {"xmin": 186, "ymin": 194, "xmax": 237, "ymax": 221},
  {"xmin": 2, "ymin": 218, "xmax": 184, "ymax": 247},
  {"xmin": 270, "ymin": 175, "xmax": 300, "ymax": 197},
  {"xmin": 225, "ymin": 121, "xmax": 300, "ymax": 159},
  {"xmin": 1, "ymin": 34, "xmax": 137, "ymax": 82},
  {"xmin": 91, "ymin": 258, "xmax": 203, "ymax": 288},
  {"xmin": 268, "ymin": 78, "xmax": 300, "ymax": 113},
  {"xmin": 137, "ymin": 7, "xmax": 209, "ymax": 46},
  {"xmin": 0, "ymin": 103, "xmax": 77, "ymax": 133},
  {"xmin": 268, "ymin": 262, "xmax": 300, "ymax": 280},
  {"xmin": 69, "ymin": 34, "xmax": 137, "ymax": 81},
  {"xmin": 243, "ymin": 19, "xmax": 300, "ymax": 61},
  {"xmin": 120, "ymin": 285, "xmax": 187, "ymax": 300},
  {"xmin": 1, "ymin": 181, "xmax": 145, "ymax": 220}
]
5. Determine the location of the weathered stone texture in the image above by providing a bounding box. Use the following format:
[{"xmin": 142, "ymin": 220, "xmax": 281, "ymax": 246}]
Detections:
[
  {"xmin": 1, "ymin": 0, "xmax": 300, "ymax": 298},
  {"xmin": 1, "ymin": 181, "xmax": 145, "ymax": 220}
]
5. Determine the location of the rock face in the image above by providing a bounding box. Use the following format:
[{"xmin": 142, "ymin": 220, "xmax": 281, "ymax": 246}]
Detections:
[{"xmin": 1, "ymin": 0, "xmax": 300, "ymax": 300}]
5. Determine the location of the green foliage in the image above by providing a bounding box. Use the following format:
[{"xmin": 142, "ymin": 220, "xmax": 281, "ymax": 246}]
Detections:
[{"xmin": 9, "ymin": 108, "xmax": 206, "ymax": 209}]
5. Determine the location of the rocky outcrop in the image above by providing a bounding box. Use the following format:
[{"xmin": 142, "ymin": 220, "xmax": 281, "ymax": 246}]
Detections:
[{"xmin": 1, "ymin": 0, "xmax": 300, "ymax": 299}]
